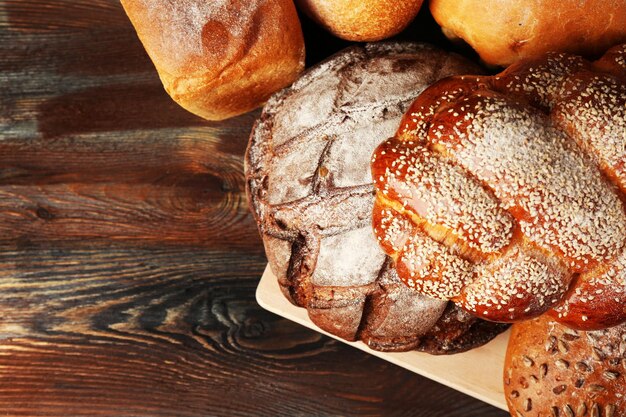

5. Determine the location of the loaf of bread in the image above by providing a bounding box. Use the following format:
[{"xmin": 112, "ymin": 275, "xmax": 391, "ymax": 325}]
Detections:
[
  {"xmin": 294, "ymin": 0, "xmax": 423, "ymax": 41},
  {"xmin": 505, "ymin": 315, "xmax": 625, "ymax": 417},
  {"xmin": 120, "ymin": 0, "xmax": 305, "ymax": 120},
  {"xmin": 430, "ymin": 0, "xmax": 626, "ymax": 66},
  {"xmin": 371, "ymin": 44, "xmax": 626, "ymax": 329},
  {"xmin": 246, "ymin": 42, "xmax": 508, "ymax": 353}
]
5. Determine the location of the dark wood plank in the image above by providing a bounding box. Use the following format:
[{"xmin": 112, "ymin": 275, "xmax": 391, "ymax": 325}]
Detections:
[
  {"xmin": 0, "ymin": 125, "xmax": 261, "ymax": 248},
  {"xmin": 0, "ymin": 1, "xmax": 509, "ymax": 416},
  {"xmin": 0, "ymin": 246, "xmax": 506, "ymax": 417}
]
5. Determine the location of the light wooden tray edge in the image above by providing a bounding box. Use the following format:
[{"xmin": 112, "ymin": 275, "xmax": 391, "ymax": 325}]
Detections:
[{"xmin": 256, "ymin": 265, "xmax": 510, "ymax": 412}]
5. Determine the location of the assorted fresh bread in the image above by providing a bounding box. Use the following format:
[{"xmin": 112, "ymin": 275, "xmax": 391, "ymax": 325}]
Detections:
[
  {"xmin": 371, "ymin": 44, "xmax": 626, "ymax": 330},
  {"xmin": 430, "ymin": 0, "xmax": 626, "ymax": 66},
  {"xmin": 120, "ymin": 1, "xmax": 626, "ymax": 413},
  {"xmin": 505, "ymin": 315, "xmax": 626, "ymax": 417},
  {"xmin": 245, "ymin": 43, "xmax": 509, "ymax": 353},
  {"xmin": 120, "ymin": 0, "xmax": 305, "ymax": 120},
  {"xmin": 120, "ymin": 0, "xmax": 626, "ymax": 121}
]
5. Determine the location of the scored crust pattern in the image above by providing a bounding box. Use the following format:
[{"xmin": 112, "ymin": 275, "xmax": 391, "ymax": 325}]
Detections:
[
  {"xmin": 246, "ymin": 43, "xmax": 508, "ymax": 352},
  {"xmin": 372, "ymin": 44, "xmax": 626, "ymax": 330}
]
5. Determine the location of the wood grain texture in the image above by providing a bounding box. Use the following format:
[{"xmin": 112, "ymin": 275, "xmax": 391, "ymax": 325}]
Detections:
[{"xmin": 0, "ymin": 0, "xmax": 508, "ymax": 415}]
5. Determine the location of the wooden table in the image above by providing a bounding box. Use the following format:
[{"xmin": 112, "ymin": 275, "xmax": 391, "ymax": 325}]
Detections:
[{"xmin": 0, "ymin": 1, "xmax": 508, "ymax": 415}]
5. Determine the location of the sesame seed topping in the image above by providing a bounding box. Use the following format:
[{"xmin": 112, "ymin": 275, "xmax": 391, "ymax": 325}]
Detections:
[{"xmin": 371, "ymin": 46, "xmax": 626, "ymax": 324}]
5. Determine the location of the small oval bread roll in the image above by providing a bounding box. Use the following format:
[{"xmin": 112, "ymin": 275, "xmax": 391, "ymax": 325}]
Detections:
[
  {"xmin": 430, "ymin": 0, "xmax": 626, "ymax": 66},
  {"xmin": 295, "ymin": 0, "xmax": 424, "ymax": 41},
  {"xmin": 121, "ymin": 0, "xmax": 305, "ymax": 120}
]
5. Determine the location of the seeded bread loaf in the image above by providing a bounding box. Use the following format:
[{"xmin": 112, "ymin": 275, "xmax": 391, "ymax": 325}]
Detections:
[
  {"xmin": 371, "ymin": 44, "xmax": 626, "ymax": 329},
  {"xmin": 505, "ymin": 315, "xmax": 626, "ymax": 417},
  {"xmin": 245, "ymin": 42, "xmax": 508, "ymax": 353}
]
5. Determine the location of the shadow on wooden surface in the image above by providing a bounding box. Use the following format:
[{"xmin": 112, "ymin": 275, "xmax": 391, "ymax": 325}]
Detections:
[{"xmin": 0, "ymin": 1, "xmax": 507, "ymax": 415}]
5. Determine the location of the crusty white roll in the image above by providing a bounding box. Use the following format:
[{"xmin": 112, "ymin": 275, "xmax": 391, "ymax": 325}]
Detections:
[
  {"xmin": 295, "ymin": 0, "xmax": 424, "ymax": 41},
  {"xmin": 430, "ymin": 0, "xmax": 626, "ymax": 66},
  {"xmin": 120, "ymin": 0, "xmax": 305, "ymax": 120}
]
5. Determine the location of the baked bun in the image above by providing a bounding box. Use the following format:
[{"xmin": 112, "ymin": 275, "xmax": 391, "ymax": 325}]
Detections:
[
  {"xmin": 505, "ymin": 315, "xmax": 626, "ymax": 417},
  {"xmin": 120, "ymin": 0, "xmax": 305, "ymax": 121},
  {"xmin": 371, "ymin": 44, "xmax": 626, "ymax": 329},
  {"xmin": 295, "ymin": 0, "xmax": 423, "ymax": 41},
  {"xmin": 430, "ymin": 0, "xmax": 626, "ymax": 66},
  {"xmin": 246, "ymin": 42, "xmax": 508, "ymax": 353}
]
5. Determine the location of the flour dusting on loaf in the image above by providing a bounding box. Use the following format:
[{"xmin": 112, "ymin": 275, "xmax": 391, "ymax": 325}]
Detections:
[
  {"xmin": 132, "ymin": 0, "xmax": 259, "ymax": 74},
  {"xmin": 121, "ymin": 0, "xmax": 304, "ymax": 120}
]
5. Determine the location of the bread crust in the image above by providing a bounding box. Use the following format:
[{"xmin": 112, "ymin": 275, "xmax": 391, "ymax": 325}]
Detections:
[
  {"xmin": 245, "ymin": 42, "xmax": 508, "ymax": 353},
  {"xmin": 372, "ymin": 44, "xmax": 626, "ymax": 329},
  {"xmin": 430, "ymin": 0, "xmax": 626, "ymax": 66},
  {"xmin": 505, "ymin": 315, "xmax": 626, "ymax": 417},
  {"xmin": 295, "ymin": 0, "xmax": 423, "ymax": 41},
  {"xmin": 120, "ymin": 0, "xmax": 305, "ymax": 120}
]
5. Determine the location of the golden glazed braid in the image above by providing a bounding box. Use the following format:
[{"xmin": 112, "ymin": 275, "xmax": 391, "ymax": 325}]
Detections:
[{"xmin": 371, "ymin": 44, "xmax": 626, "ymax": 330}]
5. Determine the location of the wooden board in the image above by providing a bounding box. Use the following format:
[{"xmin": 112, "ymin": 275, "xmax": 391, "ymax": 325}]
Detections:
[{"xmin": 257, "ymin": 265, "xmax": 510, "ymax": 411}]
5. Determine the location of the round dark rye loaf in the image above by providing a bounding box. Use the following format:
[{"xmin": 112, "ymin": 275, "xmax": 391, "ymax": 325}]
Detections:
[{"xmin": 245, "ymin": 42, "xmax": 508, "ymax": 353}]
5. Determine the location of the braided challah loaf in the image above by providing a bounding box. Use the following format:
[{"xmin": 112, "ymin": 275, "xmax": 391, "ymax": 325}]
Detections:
[{"xmin": 371, "ymin": 44, "xmax": 626, "ymax": 330}]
